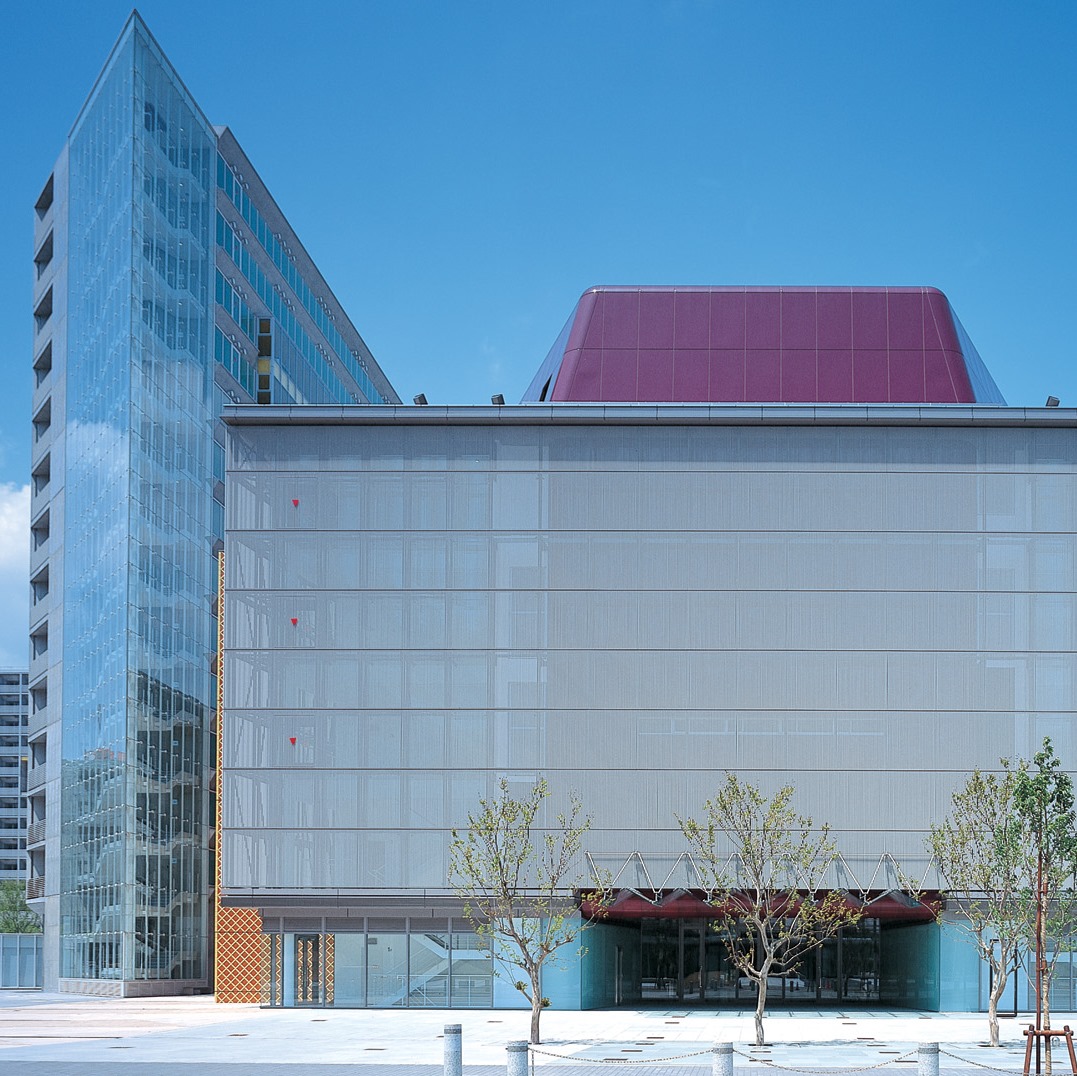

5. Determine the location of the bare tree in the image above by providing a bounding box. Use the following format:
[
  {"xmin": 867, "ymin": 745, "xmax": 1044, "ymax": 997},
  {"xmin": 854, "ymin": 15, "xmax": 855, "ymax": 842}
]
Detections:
[
  {"xmin": 679, "ymin": 775, "xmax": 860, "ymax": 1046},
  {"xmin": 449, "ymin": 777, "xmax": 609, "ymax": 1044},
  {"xmin": 1014, "ymin": 739, "xmax": 1077, "ymax": 1074},
  {"xmin": 928, "ymin": 764, "xmax": 1029, "ymax": 1046}
]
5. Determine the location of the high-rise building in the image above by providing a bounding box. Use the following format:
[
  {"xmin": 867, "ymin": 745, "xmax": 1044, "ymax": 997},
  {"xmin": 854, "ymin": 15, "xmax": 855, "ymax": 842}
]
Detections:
[
  {"xmin": 0, "ymin": 672, "xmax": 29, "ymax": 884},
  {"xmin": 28, "ymin": 12, "xmax": 398, "ymax": 995}
]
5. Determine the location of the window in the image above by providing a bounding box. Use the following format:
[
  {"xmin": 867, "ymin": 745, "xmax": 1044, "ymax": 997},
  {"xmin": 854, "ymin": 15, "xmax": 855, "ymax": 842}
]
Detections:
[
  {"xmin": 34, "ymin": 175, "xmax": 54, "ymax": 218},
  {"xmin": 33, "ymin": 341, "xmax": 52, "ymax": 387},
  {"xmin": 33, "ymin": 288, "xmax": 53, "ymax": 331},
  {"xmin": 34, "ymin": 231, "xmax": 54, "ymax": 278}
]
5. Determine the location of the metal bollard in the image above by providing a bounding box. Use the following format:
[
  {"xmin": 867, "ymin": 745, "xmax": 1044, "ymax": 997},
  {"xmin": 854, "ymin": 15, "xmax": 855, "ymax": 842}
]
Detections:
[
  {"xmin": 444, "ymin": 1024, "xmax": 462, "ymax": 1076},
  {"xmin": 506, "ymin": 1039, "xmax": 529, "ymax": 1076},
  {"xmin": 918, "ymin": 1042, "xmax": 939, "ymax": 1076},
  {"xmin": 713, "ymin": 1042, "xmax": 734, "ymax": 1076}
]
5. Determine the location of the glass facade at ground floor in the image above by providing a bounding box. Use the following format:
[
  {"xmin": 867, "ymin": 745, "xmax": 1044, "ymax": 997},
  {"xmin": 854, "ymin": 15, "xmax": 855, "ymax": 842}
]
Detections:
[
  {"xmin": 637, "ymin": 917, "xmax": 926, "ymax": 1008},
  {"xmin": 256, "ymin": 914, "xmax": 947, "ymax": 1010},
  {"xmin": 251, "ymin": 913, "xmax": 1077, "ymax": 1012},
  {"xmin": 0, "ymin": 934, "xmax": 43, "ymax": 989},
  {"xmin": 262, "ymin": 922, "xmax": 495, "ymax": 1008}
]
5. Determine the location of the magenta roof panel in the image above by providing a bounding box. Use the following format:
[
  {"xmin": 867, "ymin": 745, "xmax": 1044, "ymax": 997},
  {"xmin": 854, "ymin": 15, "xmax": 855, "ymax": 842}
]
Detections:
[{"xmin": 523, "ymin": 287, "xmax": 1005, "ymax": 405}]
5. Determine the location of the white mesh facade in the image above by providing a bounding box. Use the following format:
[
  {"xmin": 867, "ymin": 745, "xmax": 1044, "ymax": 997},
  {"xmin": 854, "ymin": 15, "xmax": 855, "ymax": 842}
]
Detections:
[{"xmin": 221, "ymin": 410, "xmax": 1077, "ymax": 904}]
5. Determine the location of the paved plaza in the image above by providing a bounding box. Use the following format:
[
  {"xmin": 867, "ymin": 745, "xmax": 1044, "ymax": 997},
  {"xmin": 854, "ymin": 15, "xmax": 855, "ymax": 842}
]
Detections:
[{"xmin": 0, "ymin": 993, "xmax": 1065, "ymax": 1074}]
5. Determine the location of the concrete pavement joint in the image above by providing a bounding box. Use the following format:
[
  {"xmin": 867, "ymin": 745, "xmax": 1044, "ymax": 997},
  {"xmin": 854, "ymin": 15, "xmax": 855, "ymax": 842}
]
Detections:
[{"xmin": 0, "ymin": 994, "xmax": 1064, "ymax": 1072}]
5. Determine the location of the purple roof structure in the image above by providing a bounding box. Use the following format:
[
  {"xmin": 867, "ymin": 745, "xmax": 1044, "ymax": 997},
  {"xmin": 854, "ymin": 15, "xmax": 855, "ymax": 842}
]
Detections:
[{"xmin": 522, "ymin": 286, "xmax": 1005, "ymax": 405}]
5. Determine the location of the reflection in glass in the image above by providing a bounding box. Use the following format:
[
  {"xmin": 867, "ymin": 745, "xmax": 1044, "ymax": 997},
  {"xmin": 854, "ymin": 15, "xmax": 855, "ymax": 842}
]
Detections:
[
  {"xmin": 331, "ymin": 933, "xmax": 365, "ymax": 1007},
  {"xmin": 365, "ymin": 932, "xmax": 408, "ymax": 1007},
  {"xmin": 639, "ymin": 917, "xmax": 882, "ymax": 1006}
]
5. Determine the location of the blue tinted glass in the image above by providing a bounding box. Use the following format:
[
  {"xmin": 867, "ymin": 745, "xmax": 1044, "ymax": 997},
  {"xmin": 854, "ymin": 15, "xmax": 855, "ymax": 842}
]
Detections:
[
  {"xmin": 215, "ymin": 155, "xmax": 386, "ymax": 404},
  {"xmin": 61, "ymin": 16, "xmax": 216, "ymax": 983}
]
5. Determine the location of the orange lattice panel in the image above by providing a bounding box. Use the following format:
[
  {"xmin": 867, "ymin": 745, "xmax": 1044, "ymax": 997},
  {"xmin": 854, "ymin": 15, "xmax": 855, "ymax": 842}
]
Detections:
[
  {"xmin": 325, "ymin": 933, "xmax": 335, "ymax": 1004},
  {"xmin": 215, "ymin": 906, "xmax": 267, "ymax": 1003},
  {"xmin": 214, "ymin": 551, "xmax": 270, "ymax": 1003}
]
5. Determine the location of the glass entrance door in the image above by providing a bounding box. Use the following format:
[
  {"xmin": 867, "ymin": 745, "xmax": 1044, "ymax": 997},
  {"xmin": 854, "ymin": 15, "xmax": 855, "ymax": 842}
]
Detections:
[
  {"xmin": 701, "ymin": 925, "xmax": 729, "ymax": 1000},
  {"xmin": 682, "ymin": 922, "xmax": 703, "ymax": 1000},
  {"xmin": 294, "ymin": 933, "xmax": 323, "ymax": 1005},
  {"xmin": 638, "ymin": 916, "xmax": 883, "ymax": 1007},
  {"xmin": 640, "ymin": 919, "xmax": 732, "ymax": 1002},
  {"xmin": 641, "ymin": 918, "xmax": 679, "ymax": 1001}
]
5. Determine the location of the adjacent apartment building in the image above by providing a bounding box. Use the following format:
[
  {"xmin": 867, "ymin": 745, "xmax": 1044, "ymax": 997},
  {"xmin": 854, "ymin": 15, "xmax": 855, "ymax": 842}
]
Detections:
[
  {"xmin": 218, "ymin": 287, "xmax": 1077, "ymax": 1011},
  {"xmin": 1, "ymin": 672, "xmax": 29, "ymax": 883},
  {"xmin": 28, "ymin": 12, "xmax": 398, "ymax": 995}
]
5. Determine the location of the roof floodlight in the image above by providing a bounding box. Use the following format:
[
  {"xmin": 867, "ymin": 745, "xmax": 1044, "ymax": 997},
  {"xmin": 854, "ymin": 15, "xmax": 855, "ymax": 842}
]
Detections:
[
  {"xmin": 491, "ymin": 393, "xmax": 505, "ymax": 406},
  {"xmin": 412, "ymin": 393, "xmax": 428, "ymax": 406},
  {"xmin": 1046, "ymin": 396, "xmax": 1060, "ymax": 407}
]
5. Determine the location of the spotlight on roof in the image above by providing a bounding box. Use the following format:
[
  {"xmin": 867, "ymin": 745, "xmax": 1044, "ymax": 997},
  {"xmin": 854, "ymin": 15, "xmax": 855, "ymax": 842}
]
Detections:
[
  {"xmin": 491, "ymin": 393, "xmax": 505, "ymax": 406},
  {"xmin": 413, "ymin": 393, "xmax": 428, "ymax": 406},
  {"xmin": 1046, "ymin": 396, "xmax": 1060, "ymax": 407}
]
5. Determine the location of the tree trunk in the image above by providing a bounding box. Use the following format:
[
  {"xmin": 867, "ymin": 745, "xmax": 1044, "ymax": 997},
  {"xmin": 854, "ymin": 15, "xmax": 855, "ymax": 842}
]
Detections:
[
  {"xmin": 1044, "ymin": 973, "xmax": 1052, "ymax": 1075},
  {"xmin": 1041, "ymin": 891, "xmax": 1052, "ymax": 1076},
  {"xmin": 530, "ymin": 969, "xmax": 543, "ymax": 1044},
  {"xmin": 755, "ymin": 978, "xmax": 768, "ymax": 1046},
  {"xmin": 987, "ymin": 966, "xmax": 1007, "ymax": 1048}
]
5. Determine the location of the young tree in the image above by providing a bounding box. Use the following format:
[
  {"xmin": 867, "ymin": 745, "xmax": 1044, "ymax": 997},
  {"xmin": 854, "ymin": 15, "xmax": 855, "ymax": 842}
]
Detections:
[
  {"xmin": 449, "ymin": 777, "xmax": 609, "ymax": 1044},
  {"xmin": 679, "ymin": 775, "xmax": 861, "ymax": 1046},
  {"xmin": 0, "ymin": 881, "xmax": 42, "ymax": 933},
  {"xmin": 1013, "ymin": 738, "xmax": 1077, "ymax": 1073},
  {"xmin": 928, "ymin": 764, "xmax": 1030, "ymax": 1046}
]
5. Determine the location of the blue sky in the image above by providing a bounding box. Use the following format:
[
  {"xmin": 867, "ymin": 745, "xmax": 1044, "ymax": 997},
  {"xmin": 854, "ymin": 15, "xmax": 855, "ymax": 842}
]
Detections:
[{"xmin": 0, "ymin": 1, "xmax": 1073, "ymax": 659}]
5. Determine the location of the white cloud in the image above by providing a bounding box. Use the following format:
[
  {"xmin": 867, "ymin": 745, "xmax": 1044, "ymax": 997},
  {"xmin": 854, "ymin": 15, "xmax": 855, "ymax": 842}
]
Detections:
[{"xmin": 0, "ymin": 484, "xmax": 30, "ymax": 668}]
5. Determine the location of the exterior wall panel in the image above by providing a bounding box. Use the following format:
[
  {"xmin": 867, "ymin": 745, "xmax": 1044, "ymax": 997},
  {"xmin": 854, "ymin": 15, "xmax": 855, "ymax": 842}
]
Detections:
[{"xmin": 222, "ymin": 417, "xmax": 1077, "ymax": 902}]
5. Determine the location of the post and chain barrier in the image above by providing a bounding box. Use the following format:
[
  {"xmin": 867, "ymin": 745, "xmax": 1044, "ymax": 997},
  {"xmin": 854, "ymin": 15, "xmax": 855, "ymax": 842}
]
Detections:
[
  {"xmin": 476, "ymin": 1036, "xmax": 1051, "ymax": 1076},
  {"xmin": 514, "ymin": 1041, "xmax": 927, "ymax": 1076},
  {"xmin": 527, "ymin": 1042, "xmax": 716, "ymax": 1065},
  {"xmin": 444, "ymin": 1023, "xmax": 462, "ymax": 1076},
  {"xmin": 938, "ymin": 1046, "xmax": 1036, "ymax": 1074},
  {"xmin": 731, "ymin": 1046, "xmax": 921, "ymax": 1074}
]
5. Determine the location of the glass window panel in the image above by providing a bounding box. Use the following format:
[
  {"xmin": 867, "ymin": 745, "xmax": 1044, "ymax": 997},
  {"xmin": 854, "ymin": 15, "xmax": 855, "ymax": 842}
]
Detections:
[{"xmin": 365, "ymin": 933, "xmax": 408, "ymax": 1007}]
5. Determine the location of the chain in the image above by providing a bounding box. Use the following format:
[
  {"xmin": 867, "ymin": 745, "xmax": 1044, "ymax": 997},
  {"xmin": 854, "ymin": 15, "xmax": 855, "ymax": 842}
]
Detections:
[
  {"xmin": 525, "ymin": 1043, "xmax": 1020, "ymax": 1073},
  {"xmin": 732, "ymin": 1046, "xmax": 920, "ymax": 1073},
  {"xmin": 939, "ymin": 1047, "xmax": 1026, "ymax": 1073},
  {"xmin": 529, "ymin": 1043, "xmax": 717, "ymax": 1064}
]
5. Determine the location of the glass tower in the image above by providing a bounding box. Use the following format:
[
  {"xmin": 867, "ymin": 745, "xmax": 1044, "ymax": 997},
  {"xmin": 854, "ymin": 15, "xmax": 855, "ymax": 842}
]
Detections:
[{"xmin": 27, "ymin": 13, "xmax": 398, "ymax": 993}]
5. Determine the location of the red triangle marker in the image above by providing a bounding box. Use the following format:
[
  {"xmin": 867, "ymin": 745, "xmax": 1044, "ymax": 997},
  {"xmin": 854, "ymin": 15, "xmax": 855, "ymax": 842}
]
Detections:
[
  {"xmin": 289, "ymin": 737, "xmax": 296, "ymax": 746},
  {"xmin": 290, "ymin": 617, "xmax": 298, "ymax": 626},
  {"xmin": 292, "ymin": 499, "xmax": 299, "ymax": 507}
]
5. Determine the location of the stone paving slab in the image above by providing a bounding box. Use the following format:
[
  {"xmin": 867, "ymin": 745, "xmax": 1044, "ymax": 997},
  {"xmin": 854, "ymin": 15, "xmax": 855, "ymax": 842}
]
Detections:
[
  {"xmin": 0, "ymin": 1065, "xmax": 1041, "ymax": 1076},
  {"xmin": 0, "ymin": 993, "xmax": 1063, "ymax": 1074}
]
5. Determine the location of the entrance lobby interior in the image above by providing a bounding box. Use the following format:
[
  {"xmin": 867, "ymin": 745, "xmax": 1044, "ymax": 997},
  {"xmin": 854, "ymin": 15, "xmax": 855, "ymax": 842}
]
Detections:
[
  {"xmin": 622, "ymin": 909, "xmax": 941, "ymax": 1010},
  {"xmin": 640, "ymin": 917, "xmax": 890, "ymax": 1005}
]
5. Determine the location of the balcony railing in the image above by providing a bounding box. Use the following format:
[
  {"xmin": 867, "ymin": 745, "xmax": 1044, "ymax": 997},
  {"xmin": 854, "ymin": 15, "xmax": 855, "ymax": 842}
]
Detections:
[
  {"xmin": 26, "ymin": 875, "xmax": 44, "ymax": 900},
  {"xmin": 26, "ymin": 820, "xmax": 45, "ymax": 846}
]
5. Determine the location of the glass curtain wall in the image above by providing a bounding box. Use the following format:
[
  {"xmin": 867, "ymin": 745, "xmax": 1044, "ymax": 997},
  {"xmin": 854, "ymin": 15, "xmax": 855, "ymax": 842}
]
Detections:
[
  {"xmin": 61, "ymin": 24, "xmax": 138, "ymax": 982},
  {"xmin": 262, "ymin": 920, "xmax": 493, "ymax": 1008},
  {"xmin": 61, "ymin": 18, "xmax": 216, "ymax": 982},
  {"xmin": 259, "ymin": 917, "xmax": 905, "ymax": 1009},
  {"xmin": 639, "ymin": 918, "xmax": 883, "ymax": 1005}
]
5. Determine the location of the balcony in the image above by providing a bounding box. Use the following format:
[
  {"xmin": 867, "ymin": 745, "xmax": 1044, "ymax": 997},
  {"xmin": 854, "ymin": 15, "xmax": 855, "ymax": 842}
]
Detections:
[
  {"xmin": 34, "ymin": 175, "xmax": 53, "ymax": 220},
  {"xmin": 24, "ymin": 767, "xmax": 45, "ymax": 795},
  {"xmin": 33, "ymin": 287, "xmax": 53, "ymax": 332}
]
